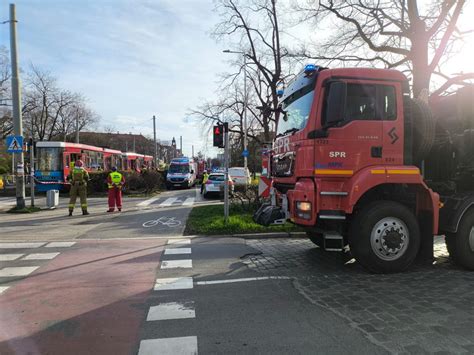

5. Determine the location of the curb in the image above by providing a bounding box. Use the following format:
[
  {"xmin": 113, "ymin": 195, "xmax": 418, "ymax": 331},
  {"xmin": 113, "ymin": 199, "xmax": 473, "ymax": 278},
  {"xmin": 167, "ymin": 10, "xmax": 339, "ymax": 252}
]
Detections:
[{"xmin": 189, "ymin": 232, "xmax": 307, "ymax": 239}]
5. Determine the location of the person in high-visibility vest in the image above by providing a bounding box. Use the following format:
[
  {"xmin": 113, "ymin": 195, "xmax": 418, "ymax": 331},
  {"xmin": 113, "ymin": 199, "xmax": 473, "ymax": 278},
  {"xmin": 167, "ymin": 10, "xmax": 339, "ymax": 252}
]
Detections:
[
  {"xmin": 200, "ymin": 170, "xmax": 209, "ymax": 194},
  {"xmin": 107, "ymin": 167, "xmax": 125, "ymax": 212},
  {"xmin": 67, "ymin": 160, "xmax": 89, "ymax": 216}
]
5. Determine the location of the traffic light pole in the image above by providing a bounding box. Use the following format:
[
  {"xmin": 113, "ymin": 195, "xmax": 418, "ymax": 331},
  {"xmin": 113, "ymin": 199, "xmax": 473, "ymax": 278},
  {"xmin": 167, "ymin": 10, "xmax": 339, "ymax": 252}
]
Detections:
[{"xmin": 223, "ymin": 123, "xmax": 229, "ymax": 224}]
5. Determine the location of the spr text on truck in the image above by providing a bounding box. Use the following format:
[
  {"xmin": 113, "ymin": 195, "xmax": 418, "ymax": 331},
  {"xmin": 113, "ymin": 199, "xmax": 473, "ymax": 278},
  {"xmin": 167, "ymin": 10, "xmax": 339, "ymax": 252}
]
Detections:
[{"xmin": 254, "ymin": 64, "xmax": 474, "ymax": 273}]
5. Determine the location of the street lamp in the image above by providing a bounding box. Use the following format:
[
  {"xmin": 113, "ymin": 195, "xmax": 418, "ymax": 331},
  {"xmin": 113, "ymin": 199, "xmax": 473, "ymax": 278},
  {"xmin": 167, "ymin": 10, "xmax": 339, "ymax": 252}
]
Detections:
[{"xmin": 223, "ymin": 49, "xmax": 248, "ymax": 171}]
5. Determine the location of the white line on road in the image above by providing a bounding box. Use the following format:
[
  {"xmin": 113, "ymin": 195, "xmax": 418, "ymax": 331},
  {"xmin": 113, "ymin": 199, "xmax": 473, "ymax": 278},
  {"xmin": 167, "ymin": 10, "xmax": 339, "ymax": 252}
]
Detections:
[
  {"xmin": 0, "ymin": 243, "xmax": 45, "ymax": 249},
  {"xmin": 138, "ymin": 336, "xmax": 198, "ymax": 355},
  {"xmin": 0, "ymin": 286, "xmax": 10, "ymax": 295},
  {"xmin": 182, "ymin": 197, "xmax": 195, "ymax": 206},
  {"xmin": 161, "ymin": 260, "xmax": 193, "ymax": 269},
  {"xmin": 137, "ymin": 197, "xmax": 160, "ymax": 207},
  {"xmin": 22, "ymin": 252, "xmax": 60, "ymax": 260},
  {"xmin": 167, "ymin": 238, "xmax": 191, "ymax": 245},
  {"xmin": 154, "ymin": 277, "xmax": 194, "ymax": 291},
  {"xmin": 0, "ymin": 254, "xmax": 24, "ymax": 261},
  {"xmin": 147, "ymin": 302, "xmax": 195, "ymax": 321},
  {"xmin": 196, "ymin": 276, "xmax": 291, "ymax": 286},
  {"xmin": 0, "ymin": 266, "xmax": 40, "ymax": 277},
  {"xmin": 159, "ymin": 197, "xmax": 178, "ymax": 207},
  {"xmin": 164, "ymin": 248, "xmax": 192, "ymax": 255},
  {"xmin": 45, "ymin": 242, "xmax": 76, "ymax": 248}
]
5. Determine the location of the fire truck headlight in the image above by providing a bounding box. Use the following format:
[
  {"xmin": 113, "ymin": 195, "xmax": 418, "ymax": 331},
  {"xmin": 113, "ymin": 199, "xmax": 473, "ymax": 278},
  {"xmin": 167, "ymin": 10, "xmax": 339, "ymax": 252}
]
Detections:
[{"xmin": 296, "ymin": 201, "xmax": 312, "ymax": 220}]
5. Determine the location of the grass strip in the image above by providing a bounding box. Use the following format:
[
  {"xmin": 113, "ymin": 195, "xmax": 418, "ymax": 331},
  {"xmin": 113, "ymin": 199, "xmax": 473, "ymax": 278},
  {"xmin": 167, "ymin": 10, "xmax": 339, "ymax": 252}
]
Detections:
[{"xmin": 184, "ymin": 204, "xmax": 302, "ymax": 235}]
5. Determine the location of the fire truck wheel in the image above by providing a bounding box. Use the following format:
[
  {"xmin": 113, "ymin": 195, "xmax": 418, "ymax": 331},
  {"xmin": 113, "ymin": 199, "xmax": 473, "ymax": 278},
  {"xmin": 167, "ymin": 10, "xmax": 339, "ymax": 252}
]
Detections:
[
  {"xmin": 445, "ymin": 210, "xmax": 474, "ymax": 270},
  {"xmin": 349, "ymin": 201, "xmax": 420, "ymax": 273},
  {"xmin": 410, "ymin": 98, "xmax": 435, "ymax": 162},
  {"xmin": 306, "ymin": 231, "xmax": 323, "ymax": 248}
]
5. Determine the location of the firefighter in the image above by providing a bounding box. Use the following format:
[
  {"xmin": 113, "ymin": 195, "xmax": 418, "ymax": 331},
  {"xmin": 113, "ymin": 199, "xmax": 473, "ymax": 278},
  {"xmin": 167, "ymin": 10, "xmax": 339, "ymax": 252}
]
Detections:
[
  {"xmin": 107, "ymin": 167, "xmax": 125, "ymax": 212},
  {"xmin": 67, "ymin": 160, "xmax": 89, "ymax": 216},
  {"xmin": 200, "ymin": 170, "xmax": 209, "ymax": 194}
]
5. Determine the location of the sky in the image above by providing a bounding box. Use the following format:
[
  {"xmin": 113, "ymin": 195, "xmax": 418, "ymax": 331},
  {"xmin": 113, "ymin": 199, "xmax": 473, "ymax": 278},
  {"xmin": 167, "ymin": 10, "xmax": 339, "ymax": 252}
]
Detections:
[
  {"xmin": 0, "ymin": 0, "xmax": 228, "ymax": 158},
  {"xmin": 0, "ymin": 0, "xmax": 473, "ymax": 159}
]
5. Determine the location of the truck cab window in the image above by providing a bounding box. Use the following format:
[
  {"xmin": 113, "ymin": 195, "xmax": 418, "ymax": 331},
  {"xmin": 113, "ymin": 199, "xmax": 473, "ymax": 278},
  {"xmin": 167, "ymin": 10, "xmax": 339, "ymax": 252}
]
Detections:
[
  {"xmin": 346, "ymin": 84, "xmax": 377, "ymax": 121},
  {"xmin": 382, "ymin": 85, "xmax": 397, "ymax": 120}
]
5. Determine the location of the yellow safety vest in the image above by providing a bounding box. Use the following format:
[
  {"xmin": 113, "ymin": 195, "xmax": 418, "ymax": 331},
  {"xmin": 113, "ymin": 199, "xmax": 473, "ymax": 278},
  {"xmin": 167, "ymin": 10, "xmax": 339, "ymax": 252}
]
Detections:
[
  {"xmin": 70, "ymin": 167, "xmax": 88, "ymax": 184},
  {"xmin": 202, "ymin": 173, "xmax": 209, "ymax": 184},
  {"xmin": 108, "ymin": 171, "xmax": 123, "ymax": 188}
]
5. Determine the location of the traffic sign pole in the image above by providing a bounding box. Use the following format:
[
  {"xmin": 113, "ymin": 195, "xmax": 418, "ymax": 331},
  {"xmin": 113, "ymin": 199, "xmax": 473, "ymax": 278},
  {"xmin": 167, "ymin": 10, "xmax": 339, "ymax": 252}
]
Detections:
[{"xmin": 9, "ymin": 4, "xmax": 25, "ymax": 209}]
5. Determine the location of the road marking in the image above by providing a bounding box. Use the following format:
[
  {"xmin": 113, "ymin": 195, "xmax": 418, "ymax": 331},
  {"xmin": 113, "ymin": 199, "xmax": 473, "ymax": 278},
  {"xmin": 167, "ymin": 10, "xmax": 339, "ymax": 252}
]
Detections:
[
  {"xmin": 164, "ymin": 248, "xmax": 192, "ymax": 255},
  {"xmin": 45, "ymin": 242, "xmax": 76, "ymax": 248},
  {"xmin": 161, "ymin": 260, "xmax": 192, "ymax": 269},
  {"xmin": 22, "ymin": 252, "xmax": 60, "ymax": 260},
  {"xmin": 137, "ymin": 197, "xmax": 160, "ymax": 207},
  {"xmin": 196, "ymin": 276, "xmax": 291, "ymax": 286},
  {"xmin": 159, "ymin": 197, "xmax": 178, "ymax": 207},
  {"xmin": 167, "ymin": 238, "xmax": 191, "ymax": 245},
  {"xmin": 138, "ymin": 336, "xmax": 198, "ymax": 355},
  {"xmin": 0, "ymin": 254, "xmax": 24, "ymax": 261},
  {"xmin": 147, "ymin": 302, "xmax": 196, "ymax": 321},
  {"xmin": 0, "ymin": 242, "xmax": 45, "ymax": 249},
  {"xmin": 154, "ymin": 277, "xmax": 194, "ymax": 290},
  {"xmin": 143, "ymin": 216, "xmax": 181, "ymax": 228},
  {"xmin": 0, "ymin": 286, "xmax": 10, "ymax": 295},
  {"xmin": 182, "ymin": 197, "xmax": 195, "ymax": 206},
  {"xmin": 0, "ymin": 266, "xmax": 40, "ymax": 277}
]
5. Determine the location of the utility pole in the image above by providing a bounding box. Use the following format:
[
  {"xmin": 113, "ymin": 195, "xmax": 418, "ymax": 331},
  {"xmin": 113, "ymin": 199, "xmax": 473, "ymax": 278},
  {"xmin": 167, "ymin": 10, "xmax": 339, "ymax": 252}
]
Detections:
[
  {"xmin": 10, "ymin": 4, "xmax": 25, "ymax": 209},
  {"xmin": 29, "ymin": 139, "xmax": 35, "ymax": 207},
  {"xmin": 243, "ymin": 53, "xmax": 248, "ymax": 171},
  {"xmin": 153, "ymin": 115, "xmax": 157, "ymax": 168},
  {"xmin": 223, "ymin": 123, "xmax": 229, "ymax": 224},
  {"xmin": 75, "ymin": 116, "xmax": 80, "ymax": 143},
  {"xmin": 180, "ymin": 136, "xmax": 182, "ymax": 157}
]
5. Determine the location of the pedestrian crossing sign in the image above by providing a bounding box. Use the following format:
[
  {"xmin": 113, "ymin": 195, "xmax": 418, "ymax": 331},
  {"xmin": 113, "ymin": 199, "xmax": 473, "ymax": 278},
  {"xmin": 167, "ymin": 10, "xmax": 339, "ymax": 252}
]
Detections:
[{"xmin": 6, "ymin": 135, "xmax": 23, "ymax": 153}]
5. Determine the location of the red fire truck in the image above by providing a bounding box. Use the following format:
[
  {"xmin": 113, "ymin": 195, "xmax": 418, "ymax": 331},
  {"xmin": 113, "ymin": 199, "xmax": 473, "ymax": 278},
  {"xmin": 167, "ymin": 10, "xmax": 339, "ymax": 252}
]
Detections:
[{"xmin": 254, "ymin": 64, "xmax": 474, "ymax": 273}]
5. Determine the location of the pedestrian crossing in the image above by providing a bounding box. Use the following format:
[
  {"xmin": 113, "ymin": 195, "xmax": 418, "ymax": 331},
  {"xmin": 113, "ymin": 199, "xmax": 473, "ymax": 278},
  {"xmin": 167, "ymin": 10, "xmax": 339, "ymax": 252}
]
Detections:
[
  {"xmin": 138, "ymin": 238, "xmax": 198, "ymax": 355},
  {"xmin": 138, "ymin": 196, "xmax": 197, "ymax": 209},
  {"xmin": 0, "ymin": 241, "xmax": 76, "ymax": 296}
]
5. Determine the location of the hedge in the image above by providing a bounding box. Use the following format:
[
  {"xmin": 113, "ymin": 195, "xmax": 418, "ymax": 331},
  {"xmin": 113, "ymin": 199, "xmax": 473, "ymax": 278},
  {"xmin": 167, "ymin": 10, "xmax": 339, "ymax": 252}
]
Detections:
[{"xmin": 87, "ymin": 170, "xmax": 165, "ymax": 194}]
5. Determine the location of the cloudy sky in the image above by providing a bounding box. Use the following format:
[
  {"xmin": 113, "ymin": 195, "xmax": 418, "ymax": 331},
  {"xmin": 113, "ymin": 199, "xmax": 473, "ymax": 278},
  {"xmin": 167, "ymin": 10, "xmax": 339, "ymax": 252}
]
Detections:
[
  {"xmin": 0, "ymin": 0, "xmax": 228, "ymax": 157},
  {"xmin": 1, "ymin": 0, "xmax": 473, "ymax": 158}
]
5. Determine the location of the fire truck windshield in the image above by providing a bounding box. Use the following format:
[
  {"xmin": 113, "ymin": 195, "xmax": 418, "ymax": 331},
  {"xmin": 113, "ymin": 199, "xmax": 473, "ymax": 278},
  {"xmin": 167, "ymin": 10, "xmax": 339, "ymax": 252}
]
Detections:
[{"xmin": 276, "ymin": 87, "xmax": 314, "ymax": 137}]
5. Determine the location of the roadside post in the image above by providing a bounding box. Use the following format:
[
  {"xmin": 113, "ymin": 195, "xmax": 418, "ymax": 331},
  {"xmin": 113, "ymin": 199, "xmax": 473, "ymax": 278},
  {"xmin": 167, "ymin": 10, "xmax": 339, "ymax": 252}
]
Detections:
[
  {"xmin": 29, "ymin": 138, "xmax": 35, "ymax": 207},
  {"xmin": 223, "ymin": 122, "xmax": 229, "ymax": 224}
]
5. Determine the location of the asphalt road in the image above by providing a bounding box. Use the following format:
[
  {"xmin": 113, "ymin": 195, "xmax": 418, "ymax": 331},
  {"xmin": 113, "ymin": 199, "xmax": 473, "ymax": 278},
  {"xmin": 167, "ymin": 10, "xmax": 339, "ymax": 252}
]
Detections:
[{"xmin": 0, "ymin": 187, "xmax": 472, "ymax": 354}]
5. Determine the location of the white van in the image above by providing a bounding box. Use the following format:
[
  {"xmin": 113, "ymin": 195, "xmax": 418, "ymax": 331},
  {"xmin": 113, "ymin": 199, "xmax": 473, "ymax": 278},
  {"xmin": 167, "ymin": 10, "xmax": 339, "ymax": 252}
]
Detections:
[{"xmin": 228, "ymin": 167, "xmax": 251, "ymax": 186}]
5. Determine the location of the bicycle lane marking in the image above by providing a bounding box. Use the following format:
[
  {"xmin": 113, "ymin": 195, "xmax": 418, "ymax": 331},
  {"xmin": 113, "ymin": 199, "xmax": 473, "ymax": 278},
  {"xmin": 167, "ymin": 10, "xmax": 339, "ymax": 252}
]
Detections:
[{"xmin": 142, "ymin": 217, "xmax": 182, "ymax": 228}]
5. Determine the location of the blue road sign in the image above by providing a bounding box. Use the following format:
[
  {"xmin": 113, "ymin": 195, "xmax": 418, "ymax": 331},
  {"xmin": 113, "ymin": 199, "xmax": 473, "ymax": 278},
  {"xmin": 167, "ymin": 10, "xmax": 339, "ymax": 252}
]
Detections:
[
  {"xmin": 6, "ymin": 135, "xmax": 23, "ymax": 153},
  {"xmin": 242, "ymin": 149, "xmax": 249, "ymax": 157}
]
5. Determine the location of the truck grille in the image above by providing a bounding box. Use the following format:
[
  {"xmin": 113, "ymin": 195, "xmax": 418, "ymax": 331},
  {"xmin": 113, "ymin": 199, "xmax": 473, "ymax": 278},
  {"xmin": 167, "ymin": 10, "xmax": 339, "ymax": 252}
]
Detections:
[{"xmin": 272, "ymin": 153, "xmax": 294, "ymax": 177}]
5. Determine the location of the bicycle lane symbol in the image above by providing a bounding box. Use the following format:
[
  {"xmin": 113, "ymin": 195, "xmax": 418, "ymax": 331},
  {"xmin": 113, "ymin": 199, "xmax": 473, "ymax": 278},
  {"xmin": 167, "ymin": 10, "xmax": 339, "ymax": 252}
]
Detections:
[{"xmin": 142, "ymin": 216, "xmax": 182, "ymax": 228}]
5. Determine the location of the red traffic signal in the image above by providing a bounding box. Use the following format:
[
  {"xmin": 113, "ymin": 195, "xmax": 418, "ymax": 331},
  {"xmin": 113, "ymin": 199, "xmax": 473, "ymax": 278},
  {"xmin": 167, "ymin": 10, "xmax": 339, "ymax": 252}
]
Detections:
[{"xmin": 213, "ymin": 124, "xmax": 225, "ymax": 148}]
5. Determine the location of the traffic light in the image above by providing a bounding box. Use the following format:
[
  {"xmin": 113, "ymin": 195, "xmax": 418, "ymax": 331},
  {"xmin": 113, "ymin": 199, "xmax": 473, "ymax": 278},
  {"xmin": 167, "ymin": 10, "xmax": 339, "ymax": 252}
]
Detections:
[{"xmin": 213, "ymin": 124, "xmax": 224, "ymax": 148}]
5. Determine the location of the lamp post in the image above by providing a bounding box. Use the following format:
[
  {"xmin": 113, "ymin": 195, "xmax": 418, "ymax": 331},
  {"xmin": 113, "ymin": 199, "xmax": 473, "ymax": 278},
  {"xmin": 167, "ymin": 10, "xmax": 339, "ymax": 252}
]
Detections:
[{"xmin": 223, "ymin": 49, "xmax": 248, "ymax": 171}]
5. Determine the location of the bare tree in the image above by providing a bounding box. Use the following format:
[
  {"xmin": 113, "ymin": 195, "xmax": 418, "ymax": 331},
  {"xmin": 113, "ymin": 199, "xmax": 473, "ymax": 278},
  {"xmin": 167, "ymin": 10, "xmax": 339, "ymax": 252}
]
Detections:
[
  {"xmin": 0, "ymin": 46, "xmax": 12, "ymax": 139},
  {"xmin": 212, "ymin": 0, "xmax": 286, "ymax": 141},
  {"xmin": 22, "ymin": 65, "xmax": 99, "ymax": 141},
  {"xmin": 293, "ymin": 0, "xmax": 472, "ymax": 98}
]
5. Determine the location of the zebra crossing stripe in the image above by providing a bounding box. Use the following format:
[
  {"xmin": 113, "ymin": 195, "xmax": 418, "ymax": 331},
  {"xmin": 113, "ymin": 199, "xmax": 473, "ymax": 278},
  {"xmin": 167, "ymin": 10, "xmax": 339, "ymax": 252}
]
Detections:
[
  {"xmin": 146, "ymin": 302, "xmax": 195, "ymax": 321},
  {"xmin": 159, "ymin": 197, "xmax": 178, "ymax": 207},
  {"xmin": 161, "ymin": 260, "xmax": 192, "ymax": 269},
  {"xmin": 137, "ymin": 197, "xmax": 160, "ymax": 207},
  {"xmin": 154, "ymin": 277, "xmax": 193, "ymax": 290},
  {"xmin": 182, "ymin": 197, "xmax": 195, "ymax": 206},
  {"xmin": 0, "ymin": 286, "xmax": 10, "ymax": 295},
  {"xmin": 138, "ymin": 336, "xmax": 198, "ymax": 355}
]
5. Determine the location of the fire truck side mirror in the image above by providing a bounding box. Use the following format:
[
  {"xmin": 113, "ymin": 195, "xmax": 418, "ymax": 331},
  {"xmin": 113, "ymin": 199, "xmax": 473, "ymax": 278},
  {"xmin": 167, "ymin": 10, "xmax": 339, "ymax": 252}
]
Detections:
[{"xmin": 325, "ymin": 81, "xmax": 347, "ymax": 126}]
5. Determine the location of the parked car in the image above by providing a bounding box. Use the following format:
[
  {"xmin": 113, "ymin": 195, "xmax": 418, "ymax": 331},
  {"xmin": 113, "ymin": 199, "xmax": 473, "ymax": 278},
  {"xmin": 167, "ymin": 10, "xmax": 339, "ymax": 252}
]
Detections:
[
  {"xmin": 203, "ymin": 173, "xmax": 234, "ymax": 198},
  {"xmin": 228, "ymin": 167, "xmax": 251, "ymax": 186}
]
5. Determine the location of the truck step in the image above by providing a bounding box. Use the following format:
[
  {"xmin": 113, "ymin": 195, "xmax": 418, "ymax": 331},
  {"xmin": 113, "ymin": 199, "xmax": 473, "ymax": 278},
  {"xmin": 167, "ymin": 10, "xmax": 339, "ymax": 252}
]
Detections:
[{"xmin": 323, "ymin": 232, "xmax": 344, "ymax": 252}]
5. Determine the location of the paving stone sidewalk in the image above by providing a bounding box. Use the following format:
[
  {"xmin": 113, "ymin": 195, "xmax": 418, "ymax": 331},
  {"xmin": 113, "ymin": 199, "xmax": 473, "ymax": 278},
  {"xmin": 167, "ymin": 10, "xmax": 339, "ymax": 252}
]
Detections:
[{"xmin": 243, "ymin": 237, "xmax": 474, "ymax": 354}]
